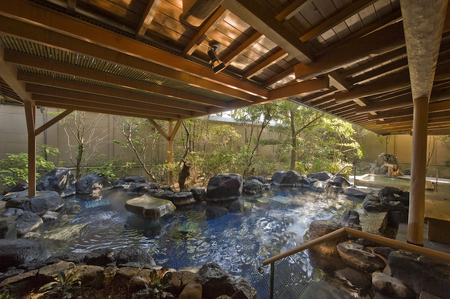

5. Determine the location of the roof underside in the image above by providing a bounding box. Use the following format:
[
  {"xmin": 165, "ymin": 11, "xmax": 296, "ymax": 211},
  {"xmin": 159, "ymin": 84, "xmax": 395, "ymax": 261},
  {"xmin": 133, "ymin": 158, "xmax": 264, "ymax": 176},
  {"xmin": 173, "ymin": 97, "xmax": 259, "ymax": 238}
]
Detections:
[{"xmin": 1, "ymin": 0, "xmax": 450, "ymax": 135}]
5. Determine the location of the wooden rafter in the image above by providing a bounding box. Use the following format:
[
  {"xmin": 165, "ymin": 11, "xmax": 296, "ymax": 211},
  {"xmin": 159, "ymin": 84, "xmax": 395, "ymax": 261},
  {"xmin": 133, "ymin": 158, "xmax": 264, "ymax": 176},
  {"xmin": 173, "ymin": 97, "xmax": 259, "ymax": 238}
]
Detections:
[
  {"xmin": 300, "ymin": 0, "xmax": 378, "ymax": 43},
  {"xmin": 18, "ymin": 72, "xmax": 209, "ymax": 113},
  {"xmin": 222, "ymin": 31, "xmax": 263, "ymax": 65},
  {"xmin": 35, "ymin": 109, "xmax": 73, "ymax": 136},
  {"xmin": 184, "ymin": 6, "xmax": 228, "ymax": 55},
  {"xmin": 242, "ymin": 48, "xmax": 288, "ymax": 79},
  {"xmin": 0, "ymin": 43, "xmax": 31, "ymax": 103},
  {"xmin": 276, "ymin": 0, "xmax": 312, "ymax": 21},
  {"xmin": 67, "ymin": 0, "xmax": 76, "ymax": 14},
  {"xmin": 0, "ymin": 1, "xmax": 268, "ymax": 100},
  {"xmin": 268, "ymin": 77, "xmax": 329, "ymax": 101},
  {"xmin": 8, "ymin": 51, "xmax": 228, "ymax": 108},
  {"xmin": 136, "ymin": 0, "xmax": 162, "ymax": 38}
]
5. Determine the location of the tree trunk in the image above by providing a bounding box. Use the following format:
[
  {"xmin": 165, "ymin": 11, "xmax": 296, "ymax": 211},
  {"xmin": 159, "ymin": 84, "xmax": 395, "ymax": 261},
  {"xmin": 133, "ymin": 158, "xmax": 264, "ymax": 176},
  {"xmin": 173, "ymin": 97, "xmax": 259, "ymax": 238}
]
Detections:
[
  {"xmin": 178, "ymin": 160, "xmax": 191, "ymax": 190},
  {"xmin": 290, "ymin": 110, "xmax": 296, "ymax": 170}
]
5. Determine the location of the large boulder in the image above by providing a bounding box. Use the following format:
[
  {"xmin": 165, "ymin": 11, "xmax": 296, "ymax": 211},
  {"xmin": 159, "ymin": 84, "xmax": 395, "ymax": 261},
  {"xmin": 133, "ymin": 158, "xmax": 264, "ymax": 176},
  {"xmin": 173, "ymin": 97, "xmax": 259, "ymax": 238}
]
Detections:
[
  {"xmin": 243, "ymin": 179, "xmax": 264, "ymax": 195},
  {"xmin": 84, "ymin": 248, "xmax": 116, "ymax": 266},
  {"xmin": 127, "ymin": 183, "xmax": 160, "ymax": 194},
  {"xmin": 206, "ymin": 174, "xmax": 243, "ymax": 204},
  {"xmin": 372, "ymin": 272, "xmax": 412, "ymax": 299},
  {"xmin": 339, "ymin": 210, "xmax": 361, "ymax": 230},
  {"xmin": 0, "ymin": 239, "xmax": 51, "ymax": 272},
  {"xmin": 15, "ymin": 211, "xmax": 43, "ymax": 237},
  {"xmin": 3, "ymin": 182, "xmax": 28, "ymax": 195},
  {"xmin": 198, "ymin": 263, "xmax": 256, "ymax": 299},
  {"xmin": 362, "ymin": 194, "xmax": 388, "ymax": 213},
  {"xmin": 124, "ymin": 175, "xmax": 148, "ymax": 183},
  {"xmin": 308, "ymin": 220, "xmax": 347, "ymax": 272},
  {"xmin": 5, "ymin": 190, "xmax": 64, "ymax": 216},
  {"xmin": 115, "ymin": 246, "xmax": 156, "ymax": 268},
  {"xmin": 76, "ymin": 173, "xmax": 112, "ymax": 194},
  {"xmin": 191, "ymin": 187, "xmax": 207, "ymax": 202},
  {"xmin": 272, "ymin": 170, "xmax": 309, "ymax": 187},
  {"xmin": 0, "ymin": 216, "xmax": 17, "ymax": 239},
  {"xmin": 379, "ymin": 186, "xmax": 409, "ymax": 207},
  {"xmin": 36, "ymin": 168, "xmax": 77, "ymax": 197},
  {"xmin": 125, "ymin": 195, "xmax": 176, "ymax": 219},
  {"xmin": 388, "ymin": 250, "xmax": 450, "ymax": 298},
  {"xmin": 172, "ymin": 192, "xmax": 196, "ymax": 208},
  {"xmin": 337, "ymin": 242, "xmax": 386, "ymax": 273},
  {"xmin": 307, "ymin": 171, "xmax": 333, "ymax": 182}
]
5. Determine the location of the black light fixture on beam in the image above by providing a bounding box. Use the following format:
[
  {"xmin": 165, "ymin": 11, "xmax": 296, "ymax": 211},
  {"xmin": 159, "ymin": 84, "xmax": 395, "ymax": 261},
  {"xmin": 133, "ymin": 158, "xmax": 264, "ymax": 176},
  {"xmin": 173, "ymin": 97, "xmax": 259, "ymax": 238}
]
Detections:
[{"xmin": 208, "ymin": 41, "xmax": 226, "ymax": 74}]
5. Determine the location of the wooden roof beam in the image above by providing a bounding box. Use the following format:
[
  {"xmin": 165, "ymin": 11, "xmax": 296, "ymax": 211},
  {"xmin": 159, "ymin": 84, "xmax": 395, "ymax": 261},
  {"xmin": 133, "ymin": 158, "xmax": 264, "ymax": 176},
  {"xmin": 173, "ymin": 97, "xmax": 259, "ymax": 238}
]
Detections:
[
  {"xmin": 263, "ymin": 67, "xmax": 295, "ymax": 87},
  {"xmin": 67, "ymin": 0, "xmax": 76, "ymax": 14},
  {"xmin": 222, "ymin": 0, "xmax": 315, "ymax": 64},
  {"xmin": 268, "ymin": 77, "xmax": 329, "ymax": 101},
  {"xmin": 6, "ymin": 50, "xmax": 228, "ymax": 108},
  {"xmin": 300, "ymin": 0, "xmax": 378, "ymax": 42},
  {"xmin": 136, "ymin": 0, "xmax": 162, "ymax": 39},
  {"xmin": 27, "ymin": 85, "xmax": 196, "ymax": 117},
  {"xmin": 183, "ymin": 6, "xmax": 228, "ymax": 55},
  {"xmin": 242, "ymin": 48, "xmax": 289, "ymax": 79},
  {"xmin": 277, "ymin": 0, "xmax": 312, "ymax": 21},
  {"xmin": 0, "ymin": 1, "xmax": 267, "ymax": 100},
  {"xmin": 18, "ymin": 72, "xmax": 209, "ymax": 113},
  {"xmin": 182, "ymin": 0, "xmax": 223, "ymax": 27},
  {"xmin": 33, "ymin": 96, "xmax": 175, "ymax": 120}
]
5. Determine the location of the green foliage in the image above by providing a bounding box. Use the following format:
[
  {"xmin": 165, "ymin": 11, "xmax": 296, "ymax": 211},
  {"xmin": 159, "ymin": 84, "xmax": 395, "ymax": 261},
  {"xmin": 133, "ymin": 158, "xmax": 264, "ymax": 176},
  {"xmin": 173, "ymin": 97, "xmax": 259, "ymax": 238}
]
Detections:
[
  {"xmin": 135, "ymin": 266, "xmax": 174, "ymax": 299},
  {"xmin": 0, "ymin": 146, "xmax": 59, "ymax": 186},
  {"xmin": 0, "ymin": 286, "xmax": 14, "ymax": 299},
  {"xmin": 444, "ymin": 158, "xmax": 450, "ymax": 167},
  {"xmin": 38, "ymin": 271, "xmax": 81, "ymax": 299},
  {"xmin": 87, "ymin": 156, "xmax": 135, "ymax": 180}
]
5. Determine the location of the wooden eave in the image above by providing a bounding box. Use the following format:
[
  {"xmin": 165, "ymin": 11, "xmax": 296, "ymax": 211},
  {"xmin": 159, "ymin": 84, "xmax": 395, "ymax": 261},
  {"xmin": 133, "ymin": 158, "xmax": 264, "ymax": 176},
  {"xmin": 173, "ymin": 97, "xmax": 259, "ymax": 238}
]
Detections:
[{"xmin": 0, "ymin": 0, "xmax": 449, "ymax": 134}]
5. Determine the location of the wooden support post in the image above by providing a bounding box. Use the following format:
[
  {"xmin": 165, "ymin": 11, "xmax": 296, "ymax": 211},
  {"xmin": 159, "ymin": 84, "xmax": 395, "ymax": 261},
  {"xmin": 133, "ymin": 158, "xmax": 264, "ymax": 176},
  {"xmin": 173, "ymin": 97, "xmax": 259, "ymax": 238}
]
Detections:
[
  {"xmin": 24, "ymin": 102, "xmax": 36, "ymax": 197},
  {"xmin": 168, "ymin": 120, "xmax": 174, "ymax": 186},
  {"xmin": 407, "ymin": 97, "xmax": 429, "ymax": 246}
]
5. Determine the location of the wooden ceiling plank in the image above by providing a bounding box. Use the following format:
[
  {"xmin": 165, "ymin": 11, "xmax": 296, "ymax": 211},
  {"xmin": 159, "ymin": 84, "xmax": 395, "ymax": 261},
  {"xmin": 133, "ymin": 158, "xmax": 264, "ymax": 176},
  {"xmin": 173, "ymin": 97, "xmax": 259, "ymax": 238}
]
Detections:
[
  {"xmin": 300, "ymin": 0, "xmax": 378, "ymax": 42},
  {"xmin": 295, "ymin": 22, "xmax": 406, "ymax": 81},
  {"xmin": 27, "ymin": 85, "xmax": 194, "ymax": 117},
  {"xmin": 33, "ymin": 96, "xmax": 175, "ymax": 120},
  {"xmin": 309, "ymin": 94, "xmax": 335, "ymax": 106},
  {"xmin": 136, "ymin": 0, "xmax": 163, "ymax": 38},
  {"xmin": 276, "ymin": 0, "xmax": 313, "ymax": 21},
  {"xmin": 18, "ymin": 72, "xmax": 209, "ymax": 113},
  {"xmin": 349, "ymin": 58, "xmax": 408, "ymax": 85},
  {"xmin": 67, "ymin": 0, "xmax": 76, "ymax": 14},
  {"xmin": 222, "ymin": 31, "xmax": 263, "ymax": 65},
  {"xmin": 222, "ymin": 0, "xmax": 315, "ymax": 64},
  {"xmin": 242, "ymin": 48, "xmax": 288, "ymax": 79},
  {"xmin": 263, "ymin": 66, "xmax": 295, "ymax": 87},
  {"xmin": 0, "ymin": 1, "xmax": 267, "ymax": 100},
  {"xmin": 7, "ymin": 50, "xmax": 228, "ymax": 108},
  {"xmin": 183, "ymin": 6, "xmax": 229, "ymax": 55},
  {"xmin": 268, "ymin": 77, "xmax": 329, "ymax": 100}
]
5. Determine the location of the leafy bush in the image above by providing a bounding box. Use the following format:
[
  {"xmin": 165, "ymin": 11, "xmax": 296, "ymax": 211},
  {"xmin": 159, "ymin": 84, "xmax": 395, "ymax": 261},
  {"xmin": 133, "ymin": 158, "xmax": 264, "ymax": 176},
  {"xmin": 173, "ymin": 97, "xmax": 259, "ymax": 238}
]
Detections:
[
  {"xmin": 88, "ymin": 156, "xmax": 135, "ymax": 180},
  {"xmin": 38, "ymin": 271, "xmax": 81, "ymax": 299},
  {"xmin": 0, "ymin": 286, "xmax": 14, "ymax": 299},
  {"xmin": 135, "ymin": 266, "xmax": 174, "ymax": 299},
  {"xmin": 0, "ymin": 146, "xmax": 59, "ymax": 186}
]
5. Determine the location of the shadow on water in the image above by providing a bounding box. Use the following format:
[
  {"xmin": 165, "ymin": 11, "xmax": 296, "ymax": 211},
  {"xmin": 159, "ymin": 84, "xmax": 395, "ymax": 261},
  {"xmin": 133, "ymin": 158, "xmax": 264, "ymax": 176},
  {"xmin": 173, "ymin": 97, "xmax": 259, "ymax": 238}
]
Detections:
[{"xmin": 38, "ymin": 187, "xmax": 358, "ymax": 298}]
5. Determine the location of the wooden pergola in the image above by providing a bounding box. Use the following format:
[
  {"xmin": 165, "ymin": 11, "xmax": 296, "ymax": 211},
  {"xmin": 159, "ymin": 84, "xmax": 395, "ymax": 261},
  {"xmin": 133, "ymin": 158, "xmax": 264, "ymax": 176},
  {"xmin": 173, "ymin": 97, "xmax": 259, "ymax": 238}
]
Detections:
[{"xmin": 0, "ymin": 0, "xmax": 449, "ymax": 246}]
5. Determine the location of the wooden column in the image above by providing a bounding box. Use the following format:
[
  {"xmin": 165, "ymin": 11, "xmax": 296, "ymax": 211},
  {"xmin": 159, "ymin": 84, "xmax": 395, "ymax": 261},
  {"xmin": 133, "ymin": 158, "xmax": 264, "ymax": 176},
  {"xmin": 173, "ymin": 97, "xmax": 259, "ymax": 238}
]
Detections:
[
  {"xmin": 408, "ymin": 97, "xmax": 429, "ymax": 246},
  {"xmin": 168, "ymin": 121, "xmax": 174, "ymax": 185},
  {"xmin": 24, "ymin": 102, "xmax": 36, "ymax": 197}
]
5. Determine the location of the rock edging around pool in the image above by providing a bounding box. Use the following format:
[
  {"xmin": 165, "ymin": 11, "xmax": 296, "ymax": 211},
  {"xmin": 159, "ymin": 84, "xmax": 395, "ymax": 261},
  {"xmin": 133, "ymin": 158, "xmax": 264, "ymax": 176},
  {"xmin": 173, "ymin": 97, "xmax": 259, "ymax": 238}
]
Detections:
[{"xmin": 0, "ymin": 242, "xmax": 257, "ymax": 299}]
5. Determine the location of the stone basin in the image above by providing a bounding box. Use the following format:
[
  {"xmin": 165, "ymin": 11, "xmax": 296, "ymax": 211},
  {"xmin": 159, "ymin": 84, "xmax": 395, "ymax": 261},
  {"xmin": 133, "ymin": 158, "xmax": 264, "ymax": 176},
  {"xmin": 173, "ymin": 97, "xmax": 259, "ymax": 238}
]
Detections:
[{"xmin": 125, "ymin": 195, "xmax": 176, "ymax": 219}]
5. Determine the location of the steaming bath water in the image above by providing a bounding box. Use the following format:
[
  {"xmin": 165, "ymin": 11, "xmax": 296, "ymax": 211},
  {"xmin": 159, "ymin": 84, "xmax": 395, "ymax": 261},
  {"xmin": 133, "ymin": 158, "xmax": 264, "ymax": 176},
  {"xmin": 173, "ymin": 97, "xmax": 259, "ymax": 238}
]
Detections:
[{"xmin": 38, "ymin": 188, "xmax": 359, "ymax": 298}]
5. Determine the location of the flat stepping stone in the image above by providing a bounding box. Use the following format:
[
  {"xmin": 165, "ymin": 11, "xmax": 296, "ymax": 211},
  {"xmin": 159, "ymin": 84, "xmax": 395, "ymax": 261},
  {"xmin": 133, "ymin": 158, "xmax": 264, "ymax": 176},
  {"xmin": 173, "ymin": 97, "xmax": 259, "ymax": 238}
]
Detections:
[
  {"xmin": 125, "ymin": 195, "xmax": 176, "ymax": 219},
  {"xmin": 271, "ymin": 195, "xmax": 291, "ymax": 204}
]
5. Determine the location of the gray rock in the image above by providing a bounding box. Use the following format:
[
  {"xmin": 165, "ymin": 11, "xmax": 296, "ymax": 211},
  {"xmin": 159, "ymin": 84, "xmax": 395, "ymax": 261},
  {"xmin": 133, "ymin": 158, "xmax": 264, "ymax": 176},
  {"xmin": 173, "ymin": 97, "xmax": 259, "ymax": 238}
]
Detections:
[
  {"xmin": 0, "ymin": 239, "xmax": 51, "ymax": 272},
  {"xmin": 337, "ymin": 242, "xmax": 385, "ymax": 273},
  {"xmin": 37, "ymin": 261, "xmax": 75, "ymax": 283},
  {"xmin": 247, "ymin": 175, "xmax": 266, "ymax": 184},
  {"xmin": 16, "ymin": 211, "xmax": 43, "ymax": 237},
  {"xmin": 5, "ymin": 190, "xmax": 64, "ymax": 216},
  {"xmin": 336, "ymin": 267, "xmax": 372, "ymax": 293},
  {"xmin": 372, "ymin": 272, "xmax": 412, "ymax": 299},
  {"xmin": 198, "ymin": 263, "xmax": 256, "ymax": 299},
  {"xmin": 172, "ymin": 192, "xmax": 196, "ymax": 208},
  {"xmin": 329, "ymin": 176, "xmax": 351, "ymax": 187},
  {"xmin": 272, "ymin": 170, "xmax": 309, "ymax": 187},
  {"xmin": 388, "ymin": 250, "xmax": 450, "ymax": 298},
  {"xmin": 3, "ymin": 182, "xmax": 28, "ymax": 195},
  {"xmin": 307, "ymin": 171, "xmax": 333, "ymax": 181},
  {"xmin": 125, "ymin": 195, "xmax": 176, "ymax": 219},
  {"xmin": 206, "ymin": 174, "xmax": 243, "ymax": 203},
  {"xmin": 243, "ymin": 179, "xmax": 264, "ymax": 195},
  {"xmin": 344, "ymin": 187, "xmax": 368, "ymax": 199},
  {"xmin": 339, "ymin": 210, "xmax": 360, "ymax": 228},
  {"xmin": 0, "ymin": 216, "xmax": 17, "ymax": 239},
  {"xmin": 36, "ymin": 168, "xmax": 76, "ymax": 197},
  {"xmin": 2, "ymin": 208, "xmax": 23, "ymax": 217},
  {"xmin": 308, "ymin": 220, "xmax": 347, "ymax": 272},
  {"xmin": 116, "ymin": 246, "xmax": 156, "ymax": 268},
  {"xmin": 191, "ymin": 187, "xmax": 207, "ymax": 202},
  {"xmin": 362, "ymin": 194, "xmax": 388, "ymax": 212},
  {"xmin": 0, "ymin": 269, "xmax": 38, "ymax": 290},
  {"xmin": 124, "ymin": 175, "xmax": 148, "ymax": 183},
  {"xmin": 192, "ymin": 203, "xmax": 229, "ymax": 220},
  {"xmin": 419, "ymin": 291, "xmax": 442, "ymax": 299},
  {"xmin": 68, "ymin": 265, "xmax": 105, "ymax": 287},
  {"xmin": 112, "ymin": 266, "xmax": 140, "ymax": 288},
  {"xmin": 311, "ymin": 181, "xmax": 326, "ymax": 192},
  {"xmin": 41, "ymin": 211, "xmax": 59, "ymax": 222},
  {"xmin": 155, "ymin": 190, "xmax": 174, "ymax": 201},
  {"xmin": 373, "ymin": 247, "xmax": 394, "ymax": 259},
  {"xmin": 84, "ymin": 248, "xmax": 115, "ymax": 266},
  {"xmin": 76, "ymin": 173, "xmax": 112, "ymax": 194},
  {"xmin": 168, "ymin": 270, "xmax": 200, "ymax": 296},
  {"xmin": 127, "ymin": 183, "xmax": 160, "ymax": 194}
]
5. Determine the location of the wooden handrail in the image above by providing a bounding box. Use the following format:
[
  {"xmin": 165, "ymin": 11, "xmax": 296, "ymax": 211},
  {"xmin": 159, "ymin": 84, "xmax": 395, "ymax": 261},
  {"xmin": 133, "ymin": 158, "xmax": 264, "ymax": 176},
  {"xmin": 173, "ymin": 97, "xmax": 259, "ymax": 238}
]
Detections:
[{"xmin": 261, "ymin": 227, "xmax": 450, "ymax": 267}]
